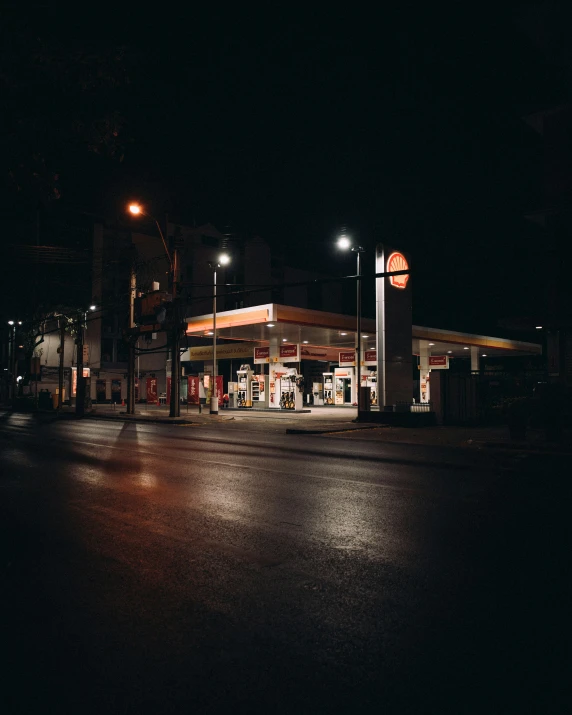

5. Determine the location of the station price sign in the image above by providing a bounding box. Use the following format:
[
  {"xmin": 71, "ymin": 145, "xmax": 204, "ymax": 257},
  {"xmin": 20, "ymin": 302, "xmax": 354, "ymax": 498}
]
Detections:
[
  {"xmin": 277, "ymin": 344, "xmax": 300, "ymax": 362},
  {"xmin": 364, "ymin": 349, "xmax": 377, "ymax": 366},
  {"xmin": 254, "ymin": 347, "xmax": 270, "ymax": 364},
  {"xmin": 339, "ymin": 350, "xmax": 356, "ymax": 366}
]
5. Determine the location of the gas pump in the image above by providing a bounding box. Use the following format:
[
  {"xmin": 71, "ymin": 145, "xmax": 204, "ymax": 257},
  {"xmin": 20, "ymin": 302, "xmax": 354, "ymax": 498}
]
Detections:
[
  {"xmin": 312, "ymin": 381, "xmax": 324, "ymax": 406},
  {"xmin": 323, "ymin": 373, "xmax": 334, "ymax": 405},
  {"xmin": 365, "ymin": 370, "xmax": 377, "ymax": 406},
  {"xmin": 250, "ymin": 374, "xmax": 268, "ymax": 408},
  {"xmin": 274, "ymin": 367, "xmax": 303, "ymax": 410},
  {"xmin": 228, "ymin": 381, "xmax": 238, "ymax": 408},
  {"xmin": 236, "ymin": 365, "xmax": 254, "ymax": 407}
]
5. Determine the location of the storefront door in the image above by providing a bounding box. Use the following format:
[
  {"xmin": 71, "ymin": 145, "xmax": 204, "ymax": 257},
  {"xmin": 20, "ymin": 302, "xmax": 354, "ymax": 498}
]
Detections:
[
  {"xmin": 335, "ymin": 376, "xmax": 353, "ymax": 405},
  {"xmin": 96, "ymin": 379, "xmax": 106, "ymax": 403}
]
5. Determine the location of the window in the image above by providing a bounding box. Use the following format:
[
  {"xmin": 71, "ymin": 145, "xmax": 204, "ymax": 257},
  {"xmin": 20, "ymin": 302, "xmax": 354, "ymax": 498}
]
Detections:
[
  {"xmin": 102, "ymin": 339, "xmax": 114, "ymax": 363},
  {"xmin": 201, "ymin": 235, "xmax": 219, "ymax": 247}
]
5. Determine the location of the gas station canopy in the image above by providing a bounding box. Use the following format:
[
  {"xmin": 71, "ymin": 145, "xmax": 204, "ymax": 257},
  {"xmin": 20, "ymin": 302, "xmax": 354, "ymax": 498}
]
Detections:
[{"xmin": 185, "ymin": 304, "xmax": 541, "ymax": 359}]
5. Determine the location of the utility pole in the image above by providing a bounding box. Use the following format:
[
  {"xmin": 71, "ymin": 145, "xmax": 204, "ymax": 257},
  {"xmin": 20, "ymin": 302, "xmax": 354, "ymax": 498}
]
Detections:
[
  {"xmin": 75, "ymin": 313, "xmax": 85, "ymax": 417},
  {"xmin": 127, "ymin": 264, "xmax": 136, "ymax": 414},
  {"xmin": 58, "ymin": 319, "xmax": 65, "ymax": 410},
  {"xmin": 169, "ymin": 235, "xmax": 181, "ymax": 418},
  {"xmin": 9, "ymin": 322, "xmax": 17, "ymax": 407},
  {"xmin": 211, "ymin": 263, "xmax": 218, "ymax": 414},
  {"xmin": 356, "ymin": 248, "xmax": 362, "ymax": 415},
  {"xmin": 127, "ymin": 204, "xmax": 180, "ymax": 417}
]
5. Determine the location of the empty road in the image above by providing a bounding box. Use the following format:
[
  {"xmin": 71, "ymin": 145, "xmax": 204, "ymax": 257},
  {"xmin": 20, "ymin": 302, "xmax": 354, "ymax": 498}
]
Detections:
[{"xmin": 1, "ymin": 411, "xmax": 570, "ymax": 714}]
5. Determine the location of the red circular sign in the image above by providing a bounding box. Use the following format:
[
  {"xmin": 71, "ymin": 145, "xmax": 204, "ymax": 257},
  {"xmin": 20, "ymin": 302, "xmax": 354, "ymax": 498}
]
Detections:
[{"xmin": 387, "ymin": 252, "xmax": 409, "ymax": 289}]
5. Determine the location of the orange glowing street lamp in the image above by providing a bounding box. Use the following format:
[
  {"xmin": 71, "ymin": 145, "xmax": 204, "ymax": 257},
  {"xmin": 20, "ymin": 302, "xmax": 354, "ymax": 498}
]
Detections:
[
  {"xmin": 127, "ymin": 203, "xmax": 171, "ymax": 269},
  {"xmin": 127, "ymin": 201, "xmax": 181, "ymax": 417}
]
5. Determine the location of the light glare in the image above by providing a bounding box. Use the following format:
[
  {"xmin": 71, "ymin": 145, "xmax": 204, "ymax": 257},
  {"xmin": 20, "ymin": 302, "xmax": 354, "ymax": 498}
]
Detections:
[{"xmin": 337, "ymin": 235, "xmax": 351, "ymax": 250}]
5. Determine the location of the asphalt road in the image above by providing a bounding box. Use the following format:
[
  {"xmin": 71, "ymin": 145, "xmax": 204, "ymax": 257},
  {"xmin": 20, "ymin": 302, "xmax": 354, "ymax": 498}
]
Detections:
[{"xmin": 1, "ymin": 412, "xmax": 570, "ymax": 714}]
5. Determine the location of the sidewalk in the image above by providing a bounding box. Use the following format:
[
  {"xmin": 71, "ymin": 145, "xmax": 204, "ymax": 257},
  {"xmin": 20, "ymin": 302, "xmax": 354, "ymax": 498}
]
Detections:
[
  {"xmin": 79, "ymin": 403, "xmax": 375, "ymax": 432},
  {"xmin": 3, "ymin": 403, "xmax": 570, "ymax": 453},
  {"xmin": 325, "ymin": 423, "xmax": 572, "ymax": 454}
]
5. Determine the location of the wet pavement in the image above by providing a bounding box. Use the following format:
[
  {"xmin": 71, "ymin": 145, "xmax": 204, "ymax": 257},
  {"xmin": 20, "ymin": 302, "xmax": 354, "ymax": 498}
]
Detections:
[
  {"xmin": 7, "ymin": 402, "xmax": 571, "ymax": 451},
  {"xmin": 1, "ymin": 411, "xmax": 570, "ymax": 713}
]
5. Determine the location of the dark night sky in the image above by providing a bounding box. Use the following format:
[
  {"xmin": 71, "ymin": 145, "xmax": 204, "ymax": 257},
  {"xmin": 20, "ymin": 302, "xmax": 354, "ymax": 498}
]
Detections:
[{"xmin": 3, "ymin": 5, "xmax": 572, "ymax": 333}]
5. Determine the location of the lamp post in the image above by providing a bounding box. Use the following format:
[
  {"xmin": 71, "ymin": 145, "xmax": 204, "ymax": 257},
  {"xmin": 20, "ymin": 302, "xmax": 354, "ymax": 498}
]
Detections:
[
  {"xmin": 208, "ymin": 254, "xmax": 230, "ymax": 415},
  {"xmin": 128, "ymin": 203, "xmax": 180, "ymax": 417},
  {"xmin": 7, "ymin": 320, "xmax": 17, "ymax": 406},
  {"xmin": 337, "ymin": 233, "xmax": 365, "ymax": 417},
  {"xmin": 75, "ymin": 310, "xmax": 86, "ymax": 417}
]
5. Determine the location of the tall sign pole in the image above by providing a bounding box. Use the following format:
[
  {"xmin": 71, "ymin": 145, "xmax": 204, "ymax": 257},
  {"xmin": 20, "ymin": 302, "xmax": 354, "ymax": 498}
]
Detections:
[{"xmin": 375, "ymin": 245, "xmax": 411, "ymax": 409}]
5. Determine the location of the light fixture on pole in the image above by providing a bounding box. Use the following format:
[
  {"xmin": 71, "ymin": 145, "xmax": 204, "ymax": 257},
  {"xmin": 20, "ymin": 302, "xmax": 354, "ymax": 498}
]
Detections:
[
  {"xmin": 128, "ymin": 203, "xmax": 172, "ymax": 275},
  {"xmin": 7, "ymin": 320, "xmax": 17, "ymax": 406},
  {"xmin": 208, "ymin": 253, "xmax": 231, "ymax": 415},
  {"xmin": 128, "ymin": 202, "xmax": 180, "ymax": 417},
  {"xmin": 337, "ymin": 232, "xmax": 365, "ymax": 417}
]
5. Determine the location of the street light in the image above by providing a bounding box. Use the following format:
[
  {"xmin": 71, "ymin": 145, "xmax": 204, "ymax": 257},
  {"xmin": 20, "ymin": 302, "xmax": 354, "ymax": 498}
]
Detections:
[
  {"xmin": 208, "ymin": 253, "xmax": 231, "ymax": 415},
  {"xmin": 337, "ymin": 233, "xmax": 365, "ymax": 417},
  {"xmin": 7, "ymin": 320, "xmax": 18, "ymax": 406},
  {"xmin": 128, "ymin": 202, "xmax": 180, "ymax": 416},
  {"xmin": 128, "ymin": 203, "xmax": 172, "ymax": 271}
]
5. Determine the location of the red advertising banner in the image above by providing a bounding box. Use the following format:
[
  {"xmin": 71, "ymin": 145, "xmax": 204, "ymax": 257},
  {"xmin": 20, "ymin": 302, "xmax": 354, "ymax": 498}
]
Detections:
[
  {"xmin": 166, "ymin": 376, "xmax": 172, "ymax": 405},
  {"xmin": 429, "ymin": 355, "xmax": 449, "ymax": 369},
  {"xmin": 254, "ymin": 346, "xmax": 270, "ymax": 364},
  {"xmin": 216, "ymin": 375, "xmax": 223, "ymax": 406},
  {"xmin": 146, "ymin": 377, "xmax": 158, "ymax": 404},
  {"xmin": 339, "ymin": 350, "xmax": 356, "ymax": 366},
  {"xmin": 187, "ymin": 376, "xmax": 199, "ymax": 404},
  {"xmin": 364, "ymin": 349, "xmax": 377, "ymax": 365},
  {"xmin": 279, "ymin": 344, "xmax": 299, "ymax": 361}
]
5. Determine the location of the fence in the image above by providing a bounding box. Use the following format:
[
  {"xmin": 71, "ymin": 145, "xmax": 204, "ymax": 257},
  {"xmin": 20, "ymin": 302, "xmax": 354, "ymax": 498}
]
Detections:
[{"xmin": 439, "ymin": 371, "xmax": 546, "ymax": 426}]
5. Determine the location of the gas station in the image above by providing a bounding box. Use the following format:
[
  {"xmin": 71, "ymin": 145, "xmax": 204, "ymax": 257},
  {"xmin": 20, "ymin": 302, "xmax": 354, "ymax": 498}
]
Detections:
[{"xmin": 183, "ymin": 245, "xmax": 541, "ymax": 419}]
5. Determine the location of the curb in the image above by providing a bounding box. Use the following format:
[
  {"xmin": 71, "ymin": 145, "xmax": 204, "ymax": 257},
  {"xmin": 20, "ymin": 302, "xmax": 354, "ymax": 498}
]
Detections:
[
  {"xmin": 286, "ymin": 425, "xmax": 383, "ymax": 435},
  {"xmin": 83, "ymin": 413, "xmax": 197, "ymax": 425},
  {"xmin": 477, "ymin": 440, "xmax": 572, "ymax": 456}
]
